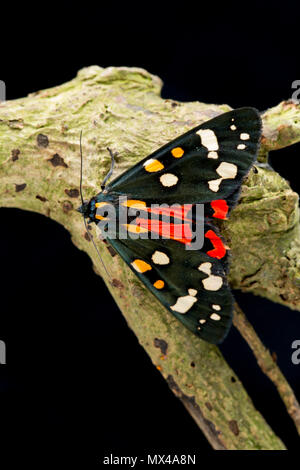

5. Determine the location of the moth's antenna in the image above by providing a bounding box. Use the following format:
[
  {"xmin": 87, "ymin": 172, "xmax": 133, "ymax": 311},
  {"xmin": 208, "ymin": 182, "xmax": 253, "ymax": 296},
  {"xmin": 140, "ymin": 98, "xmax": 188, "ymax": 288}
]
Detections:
[
  {"xmin": 83, "ymin": 217, "xmax": 112, "ymax": 282},
  {"xmin": 79, "ymin": 130, "xmax": 84, "ymax": 206},
  {"xmin": 101, "ymin": 147, "xmax": 117, "ymax": 190},
  {"xmin": 79, "ymin": 131, "xmax": 112, "ymax": 282}
]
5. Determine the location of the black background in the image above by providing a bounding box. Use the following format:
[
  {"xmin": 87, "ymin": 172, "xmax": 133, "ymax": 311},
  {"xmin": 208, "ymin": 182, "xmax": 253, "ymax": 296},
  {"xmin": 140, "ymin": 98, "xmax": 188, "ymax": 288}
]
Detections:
[{"xmin": 1, "ymin": 0, "xmax": 300, "ymax": 464}]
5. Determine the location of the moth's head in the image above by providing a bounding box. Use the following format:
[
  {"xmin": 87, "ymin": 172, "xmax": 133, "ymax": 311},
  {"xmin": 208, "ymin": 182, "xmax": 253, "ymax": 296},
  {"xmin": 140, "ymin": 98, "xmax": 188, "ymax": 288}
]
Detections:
[{"xmin": 77, "ymin": 198, "xmax": 96, "ymax": 219}]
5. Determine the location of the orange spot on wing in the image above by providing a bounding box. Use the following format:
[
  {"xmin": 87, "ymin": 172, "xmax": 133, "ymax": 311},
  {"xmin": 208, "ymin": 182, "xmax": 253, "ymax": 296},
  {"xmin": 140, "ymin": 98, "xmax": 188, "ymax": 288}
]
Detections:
[
  {"xmin": 144, "ymin": 159, "xmax": 164, "ymax": 172},
  {"xmin": 125, "ymin": 224, "xmax": 148, "ymax": 234},
  {"xmin": 171, "ymin": 147, "xmax": 184, "ymax": 158},
  {"xmin": 153, "ymin": 280, "xmax": 165, "ymax": 289},
  {"xmin": 205, "ymin": 229, "xmax": 226, "ymax": 259},
  {"xmin": 122, "ymin": 199, "xmax": 146, "ymax": 209},
  {"xmin": 210, "ymin": 200, "xmax": 229, "ymax": 219},
  {"xmin": 95, "ymin": 202, "xmax": 111, "ymax": 208},
  {"xmin": 131, "ymin": 259, "xmax": 152, "ymax": 273}
]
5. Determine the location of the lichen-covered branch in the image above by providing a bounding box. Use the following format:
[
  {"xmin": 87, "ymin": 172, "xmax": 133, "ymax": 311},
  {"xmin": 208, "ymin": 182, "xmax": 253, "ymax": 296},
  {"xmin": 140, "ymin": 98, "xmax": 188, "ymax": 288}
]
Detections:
[
  {"xmin": 233, "ymin": 303, "xmax": 300, "ymax": 435},
  {"xmin": 2, "ymin": 65, "xmax": 299, "ymax": 449},
  {"xmin": 261, "ymin": 101, "xmax": 300, "ymax": 151}
]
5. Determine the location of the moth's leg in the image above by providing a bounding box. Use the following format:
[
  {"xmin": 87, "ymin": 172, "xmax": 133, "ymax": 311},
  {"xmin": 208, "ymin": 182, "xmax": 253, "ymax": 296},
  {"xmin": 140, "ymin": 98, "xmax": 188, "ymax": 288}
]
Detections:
[
  {"xmin": 101, "ymin": 147, "xmax": 118, "ymax": 190},
  {"xmin": 97, "ymin": 230, "xmax": 106, "ymax": 241},
  {"xmin": 253, "ymin": 161, "xmax": 274, "ymax": 171}
]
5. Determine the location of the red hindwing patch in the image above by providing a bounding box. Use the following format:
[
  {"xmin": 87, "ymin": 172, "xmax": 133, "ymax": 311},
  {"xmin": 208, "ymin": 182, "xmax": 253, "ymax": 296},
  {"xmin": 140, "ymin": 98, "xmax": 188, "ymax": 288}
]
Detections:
[
  {"xmin": 210, "ymin": 200, "xmax": 228, "ymax": 220},
  {"xmin": 136, "ymin": 218, "xmax": 193, "ymax": 245},
  {"xmin": 205, "ymin": 229, "xmax": 226, "ymax": 259},
  {"xmin": 146, "ymin": 204, "xmax": 193, "ymax": 222}
]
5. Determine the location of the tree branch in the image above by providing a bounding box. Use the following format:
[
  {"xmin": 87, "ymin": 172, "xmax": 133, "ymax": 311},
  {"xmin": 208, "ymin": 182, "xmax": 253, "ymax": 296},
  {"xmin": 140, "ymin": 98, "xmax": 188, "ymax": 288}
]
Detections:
[
  {"xmin": 2, "ymin": 65, "xmax": 298, "ymax": 449},
  {"xmin": 233, "ymin": 302, "xmax": 300, "ymax": 435}
]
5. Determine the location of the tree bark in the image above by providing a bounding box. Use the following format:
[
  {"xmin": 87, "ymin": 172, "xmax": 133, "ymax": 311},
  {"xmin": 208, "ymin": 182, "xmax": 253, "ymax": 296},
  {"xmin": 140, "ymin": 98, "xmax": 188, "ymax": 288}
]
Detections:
[{"xmin": 2, "ymin": 65, "xmax": 299, "ymax": 449}]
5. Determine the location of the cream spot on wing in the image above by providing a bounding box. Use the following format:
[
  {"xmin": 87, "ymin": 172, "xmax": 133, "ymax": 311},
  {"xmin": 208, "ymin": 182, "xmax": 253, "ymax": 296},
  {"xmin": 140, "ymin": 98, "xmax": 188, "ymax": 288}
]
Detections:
[
  {"xmin": 217, "ymin": 162, "xmax": 238, "ymax": 179},
  {"xmin": 198, "ymin": 262, "xmax": 212, "ymax": 275},
  {"xmin": 197, "ymin": 129, "xmax": 219, "ymax": 151},
  {"xmin": 152, "ymin": 250, "xmax": 170, "ymax": 265},
  {"xmin": 170, "ymin": 294, "xmax": 197, "ymax": 314},
  {"xmin": 210, "ymin": 313, "xmax": 221, "ymax": 321},
  {"xmin": 240, "ymin": 132, "xmax": 250, "ymax": 140},
  {"xmin": 160, "ymin": 173, "xmax": 178, "ymax": 187},
  {"xmin": 199, "ymin": 319, "xmax": 206, "ymax": 324},
  {"xmin": 208, "ymin": 178, "xmax": 222, "ymax": 192},
  {"xmin": 188, "ymin": 288, "xmax": 198, "ymax": 296},
  {"xmin": 208, "ymin": 151, "xmax": 219, "ymax": 159},
  {"xmin": 143, "ymin": 158, "xmax": 164, "ymax": 172},
  {"xmin": 230, "ymin": 124, "xmax": 237, "ymax": 131},
  {"xmin": 212, "ymin": 304, "xmax": 221, "ymax": 311},
  {"xmin": 208, "ymin": 162, "xmax": 238, "ymax": 192},
  {"xmin": 203, "ymin": 276, "xmax": 223, "ymax": 291},
  {"xmin": 198, "ymin": 262, "xmax": 223, "ymax": 291},
  {"xmin": 237, "ymin": 144, "xmax": 246, "ymax": 150}
]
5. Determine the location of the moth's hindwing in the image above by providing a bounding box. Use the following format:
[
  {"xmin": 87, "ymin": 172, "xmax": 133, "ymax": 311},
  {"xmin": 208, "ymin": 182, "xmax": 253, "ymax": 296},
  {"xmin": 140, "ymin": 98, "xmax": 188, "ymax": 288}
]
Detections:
[{"xmin": 107, "ymin": 236, "xmax": 233, "ymax": 344}]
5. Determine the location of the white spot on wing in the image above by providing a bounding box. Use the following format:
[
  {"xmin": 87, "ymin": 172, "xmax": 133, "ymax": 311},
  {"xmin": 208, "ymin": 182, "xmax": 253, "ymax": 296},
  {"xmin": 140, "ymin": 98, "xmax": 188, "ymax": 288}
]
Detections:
[
  {"xmin": 240, "ymin": 133, "xmax": 250, "ymax": 140},
  {"xmin": 198, "ymin": 262, "xmax": 212, "ymax": 275},
  {"xmin": 208, "ymin": 178, "xmax": 222, "ymax": 192},
  {"xmin": 203, "ymin": 276, "xmax": 223, "ymax": 291},
  {"xmin": 230, "ymin": 124, "xmax": 237, "ymax": 130},
  {"xmin": 198, "ymin": 262, "xmax": 223, "ymax": 291},
  {"xmin": 237, "ymin": 144, "xmax": 246, "ymax": 150},
  {"xmin": 188, "ymin": 288, "xmax": 198, "ymax": 296},
  {"xmin": 208, "ymin": 151, "xmax": 218, "ymax": 159},
  {"xmin": 210, "ymin": 313, "xmax": 221, "ymax": 321},
  {"xmin": 160, "ymin": 173, "xmax": 178, "ymax": 187},
  {"xmin": 217, "ymin": 162, "xmax": 238, "ymax": 179},
  {"xmin": 170, "ymin": 294, "xmax": 197, "ymax": 314},
  {"xmin": 197, "ymin": 129, "xmax": 219, "ymax": 152},
  {"xmin": 152, "ymin": 250, "xmax": 170, "ymax": 265},
  {"xmin": 212, "ymin": 304, "xmax": 221, "ymax": 311},
  {"xmin": 208, "ymin": 162, "xmax": 238, "ymax": 192}
]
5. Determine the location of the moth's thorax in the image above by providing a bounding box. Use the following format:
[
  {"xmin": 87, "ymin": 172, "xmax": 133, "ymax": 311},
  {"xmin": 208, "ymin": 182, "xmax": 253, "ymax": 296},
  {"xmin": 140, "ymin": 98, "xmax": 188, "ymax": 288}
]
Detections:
[{"xmin": 88, "ymin": 191, "xmax": 120, "ymax": 223}]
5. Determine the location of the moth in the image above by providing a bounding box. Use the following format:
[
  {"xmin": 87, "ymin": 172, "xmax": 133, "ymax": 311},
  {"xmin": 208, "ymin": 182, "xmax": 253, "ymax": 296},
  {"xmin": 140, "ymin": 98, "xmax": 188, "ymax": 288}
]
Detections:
[{"xmin": 78, "ymin": 108, "xmax": 262, "ymax": 344}]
